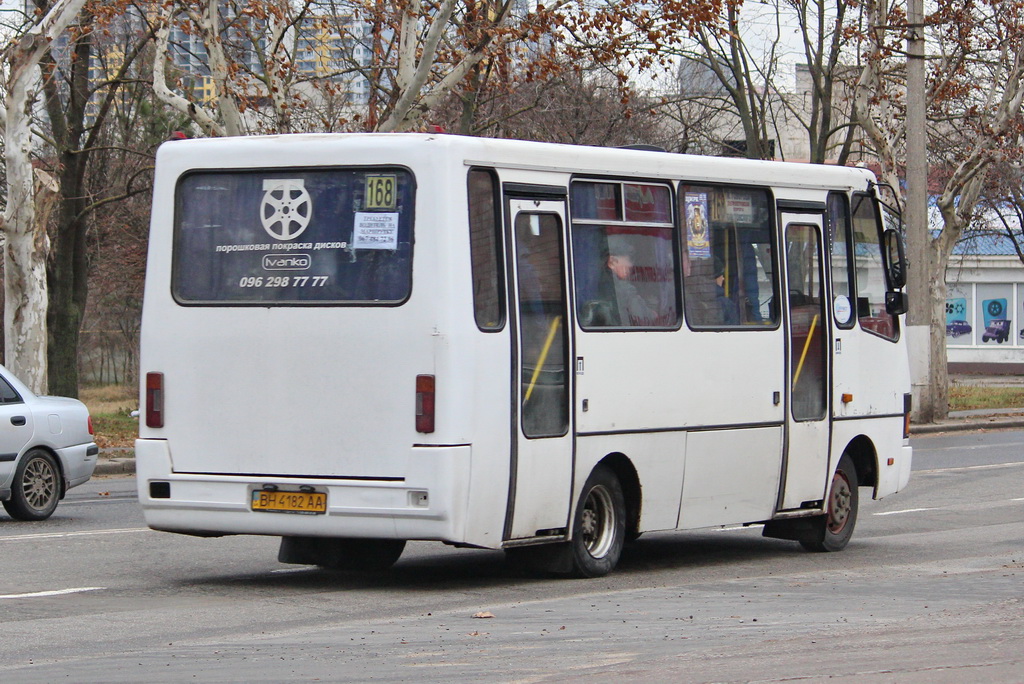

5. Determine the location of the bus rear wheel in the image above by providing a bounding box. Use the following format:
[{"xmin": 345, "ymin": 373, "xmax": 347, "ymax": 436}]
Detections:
[
  {"xmin": 800, "ymin": 454, "xmax": 859, "ymax": 552},
  {"xmin": 278, "ymin": 537, "xmax": 406, "ymax": 571},
  {"xmin": 570, "ymin": 465, "xmax": 625, "ymax": 578}
]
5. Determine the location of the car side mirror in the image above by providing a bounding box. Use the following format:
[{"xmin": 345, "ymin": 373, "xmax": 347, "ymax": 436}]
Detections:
[
  {"xmin": 886, "ymin": 291, "xmax": 908, "ymax": 316},
  {"xmin": 884, "ymin": 228, "xmax": 907, "ymax": 289}
]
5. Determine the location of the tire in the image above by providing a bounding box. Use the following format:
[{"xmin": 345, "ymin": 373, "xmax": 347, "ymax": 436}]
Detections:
[
  {"xmin": 278, "ymin": 536, "xmax": 406, "ymax": 571},
  {"xmin": 800, "ymin": 453, "xmax": 859, "ymax": 552},
  {"xmin": 3, "ymin": 449, "xmax": 61, "ymax": 521},
  {"xmin": 569, "ymin": 465, "xmax": 625, "ymax": 578}
]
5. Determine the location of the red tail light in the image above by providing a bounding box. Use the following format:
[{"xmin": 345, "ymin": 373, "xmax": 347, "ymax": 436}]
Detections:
[
  {"xmin": 87, "ymin": 415, "xmax": 94, "ymax": 435},
  {"xmin": 415, "ymin": 374, "xmax": 435, "ymax": 433},
  {"xmin": 146, "ymin": 372, "xmax": 165, "ymax": 428}
]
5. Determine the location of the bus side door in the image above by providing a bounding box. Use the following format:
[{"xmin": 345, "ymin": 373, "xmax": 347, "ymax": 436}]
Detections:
[
  {"xmin": 504, "ymin": 198, "xmax": 576, "ymax": 541},
  {"xmin": 780, "ymin": 213, "xmax": 832, "ymax": 509}
]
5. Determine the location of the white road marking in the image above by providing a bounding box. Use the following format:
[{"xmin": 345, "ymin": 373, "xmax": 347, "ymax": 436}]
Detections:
[
  {"xmin": 916, "ymin": 461, "xmax": 1024, "ymax": 473},
  {"xmin": 915, "ymin": 440, "xmax": 1024, "ymax": 453},
  {"xmin": 0, "ymin": 587, "xmax": 104, "ymax": 600},
  {"xmin": 61, "ymin": 497, "xmax": 137, "ymax": 506},
  {"xmin": 874, "ymin": 507, "xmax": 939, "ymax": 516},
  {"xmin": 0, "ymin": 528, "xmax": 149, "ymax": 543}
]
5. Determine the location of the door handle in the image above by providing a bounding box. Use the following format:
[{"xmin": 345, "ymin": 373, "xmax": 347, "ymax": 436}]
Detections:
[{"xmin": 10, "ymin": 416, "xmax": 26, "ymax": 426}]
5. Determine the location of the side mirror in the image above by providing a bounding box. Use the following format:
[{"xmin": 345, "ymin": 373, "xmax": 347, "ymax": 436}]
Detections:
[
  {"xmin": 884, "ymin": 228, "xmax": 907, "ymax": 289},
  {"xmin": 886, "ymin": 291, "xmax": 909, "ymax": 316}
]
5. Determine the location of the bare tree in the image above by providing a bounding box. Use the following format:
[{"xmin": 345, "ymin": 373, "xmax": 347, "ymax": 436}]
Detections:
[
  {"xmin": 431, "ymin": 62, "xmax": 668, "ymax": 148},
  {"xmin": 785, "ymin": 0, "xmax": 860, "ymax": 164},
  {"xmin": 979, "ymin": 160, "xmax": 1024, "ymax": 265},
  {"xmin": 655, "ymin": 0, "xmax": 861, "ymax": 163},
  {"xmin": 151, "ymin": 0, "xmax": 727, "ymax": 136},
  {"xmin": 36, "ymin": 0, "xmax": 159, "ymax": 396},
  {"xmin": 0, "ymin": 0, "xmax": 91, "ymax": 392},
  {"xmin": 853, "ymin": 0, "xmax": 1024, "ymax": 421},
  {"xmin": 151, "ymin": 0, "xmax": 334, "ymax": 136}
]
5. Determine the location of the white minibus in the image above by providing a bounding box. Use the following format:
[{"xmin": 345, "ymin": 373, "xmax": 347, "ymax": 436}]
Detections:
[{"xmin": 136, "ymin": 133, "xmax": 913, "ymax": 577}]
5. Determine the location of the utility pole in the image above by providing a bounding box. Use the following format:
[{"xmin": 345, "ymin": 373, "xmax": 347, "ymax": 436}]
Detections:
[{"xmin": 905, "ymin": 0, "xmax": 932, "ymax": 421}]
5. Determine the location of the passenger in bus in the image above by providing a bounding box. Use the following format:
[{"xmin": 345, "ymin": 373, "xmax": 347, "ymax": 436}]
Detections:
[
  {"xmin": 713, "ymin": 260, "xmax": 740, "ymax": 325},
  {"xmin": 685, "ymin": 257, "xmax": 738, "ymax": 326},
  {"xmin": 605, "ymin": 236, "xmax": 660, "ymax": 326}
]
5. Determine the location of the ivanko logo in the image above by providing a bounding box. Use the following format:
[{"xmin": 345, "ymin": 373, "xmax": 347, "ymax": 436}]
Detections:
[
  {"xmin": 261, "ymin": 179, "xmax": 312, "ymax": 240},
  {"xmin": 263, "ymin": 254, "xmax": 312, "ymax": 271}
]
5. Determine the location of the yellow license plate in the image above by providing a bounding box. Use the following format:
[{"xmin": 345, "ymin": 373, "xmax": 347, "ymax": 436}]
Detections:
[{"xmin": 251, "ymin": 489, "xmax": 327, "ymax": 515}]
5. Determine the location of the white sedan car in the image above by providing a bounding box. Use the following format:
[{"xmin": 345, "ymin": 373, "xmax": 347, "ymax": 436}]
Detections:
[{"xmin": 0, "ymin": 364, "xmax": 98, "ymax": 520}]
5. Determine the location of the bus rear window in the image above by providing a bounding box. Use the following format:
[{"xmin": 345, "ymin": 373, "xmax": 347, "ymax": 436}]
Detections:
[{"xmin": 173, "ymin": 168, "xmax": 414, "ymax": 305}]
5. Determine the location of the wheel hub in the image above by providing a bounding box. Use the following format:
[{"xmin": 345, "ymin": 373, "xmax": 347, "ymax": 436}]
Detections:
[
  {"xmin": 582, "ymin": 485, "xmax": 615, "ymax": 559},
  {"xmin": 24, "ymin": 459, "xmax": 57, "ymax": 510},
  {"xmin": 826, "ymin": 471, "xmax": 852, "ymax": 534}
]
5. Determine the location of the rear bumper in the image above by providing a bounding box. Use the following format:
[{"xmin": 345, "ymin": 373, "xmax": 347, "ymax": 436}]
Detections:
[
  {"xmin": 56, "ymin": 442, "xmax": 99, "ymax": 489},
  {"xmin": 135, "ymin": 439, "xmax": 478, "ymax": 546},
  {"xmin": 0, "ymin": 443, "xmax": 98, "ymax": 494}
]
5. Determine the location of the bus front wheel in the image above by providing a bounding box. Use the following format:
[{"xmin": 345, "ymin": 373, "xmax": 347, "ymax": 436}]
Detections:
[
  {"xmin": 800, "ymin": 454, "xmax": 859, "ymax": 552},
  {"xmin": 570, "ymin": 465, "xmax": 626, "ymax": 577}
]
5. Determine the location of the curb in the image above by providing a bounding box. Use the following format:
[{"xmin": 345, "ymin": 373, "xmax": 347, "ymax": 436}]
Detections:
[
  {"xmin": 94, "ymin": 447, "xmax": 136, "ymax": 476},
  {"xmin": 911, "ymin": 416, "xmax": 1024, "ymax": 435},
  {"xmin": 94, "ymin": 458, "xmax": 136, "ymax": 476}
]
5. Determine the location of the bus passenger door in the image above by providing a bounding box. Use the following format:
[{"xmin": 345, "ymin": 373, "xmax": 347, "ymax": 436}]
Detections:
[
  {"xmin": 780, "ymin": 214, "xmax": 832, "ymax": 510},
  {"xmin": 505, "ymin": 199, "xmax": 575, "ymax": 541}
]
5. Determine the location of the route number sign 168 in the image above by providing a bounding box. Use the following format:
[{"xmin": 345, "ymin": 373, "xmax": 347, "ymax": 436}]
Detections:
[{"xmin": 365, "ymin": 175, "xmax": 397, "ymax": 211}]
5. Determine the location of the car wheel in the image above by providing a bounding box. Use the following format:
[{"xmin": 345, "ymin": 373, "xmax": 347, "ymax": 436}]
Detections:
[
  {"xmin": 800, "ymin": 454, "xmax": 859, "ymax": 552},
  {"xmin": 569, "ymin": 465, "xmax": 625, "ymax": 578},
  {"xmin": 3, "ymin": 449, "xmax": 61, "ymax": 521}
]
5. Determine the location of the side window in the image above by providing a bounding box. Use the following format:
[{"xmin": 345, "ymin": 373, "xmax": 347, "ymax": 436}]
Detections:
[
  {"xmin": 851, "ymin": 193, "xmax": 898, "ymax": 340},
  {"xmin": 786, "ymin": 224, "xmax": 828, "ymax": 421},
  {"xmin": 827, "ymin": 192, "xmax": 856, "ymax": 329},
  {"xmin": 571, "ymin": 181, "xmax": 679, "ymax": 329},
  {"xmin": 515, "ymin": 213, "xmax": 569, "ymax": 438},
  {"xmin": 467, "ymin": 169, "xmax": 504, "ymax": 330},
  {"xmin": 681, "ymin": 185, "xmax": 777, "ymax": 328},
  {"xmin": 0, "ymin": 376, "xmax": 22, "ymax": 404}
]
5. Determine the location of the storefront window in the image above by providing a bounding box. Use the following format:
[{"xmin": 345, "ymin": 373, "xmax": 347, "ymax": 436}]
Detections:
[
  {"xmin": 976, "ymin": 284, "xmax": 1014, "ymax": 346},
  {"xmin": 945, "ymin": 284, "xmax": 973, "ymax": 345}
]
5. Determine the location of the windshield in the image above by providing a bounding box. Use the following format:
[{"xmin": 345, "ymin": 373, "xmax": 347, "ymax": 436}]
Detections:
[{"xmin": 173, "ymin": 168, "xmax": 414, "ymax": 305}]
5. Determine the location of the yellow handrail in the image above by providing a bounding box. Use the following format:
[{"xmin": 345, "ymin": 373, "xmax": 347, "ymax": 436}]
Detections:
[
  {"xmin": 524, "ymin": 315, "xmax": 562, "ymax": 404},
  {"xmin": 793, "ymin": 313, "xmax": 819, "ymax": 387}
]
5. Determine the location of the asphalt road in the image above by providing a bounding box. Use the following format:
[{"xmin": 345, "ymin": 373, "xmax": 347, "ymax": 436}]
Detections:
[{"xmin": 1, "ymin": 431, "xmax": 1021, "ymax": 683}]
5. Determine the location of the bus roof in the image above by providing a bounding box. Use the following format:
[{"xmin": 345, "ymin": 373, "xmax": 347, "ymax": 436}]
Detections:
[{"xmin": 157, "ymin": 132, "xmax": 878, "ymax": 193}]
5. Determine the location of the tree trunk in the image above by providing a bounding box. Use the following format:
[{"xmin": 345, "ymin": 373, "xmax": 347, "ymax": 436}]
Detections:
[
  {"xmin": 1, "ymin": 0, "xmax": 92, "ymax": 393},
  {"xmin": 927, "ymin": 271, "xmax": 949, "ymax": 420},
  {"xmin": 41, "ymin": 13, "xmax": 91, "ymax": 398},
  {"xmin": 46, "ymin": 153, "xmax": 90, "ymax": 398},
  {"xmin": 2, "ymin": 74, "xmax": 50, "ymax": 394}
]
